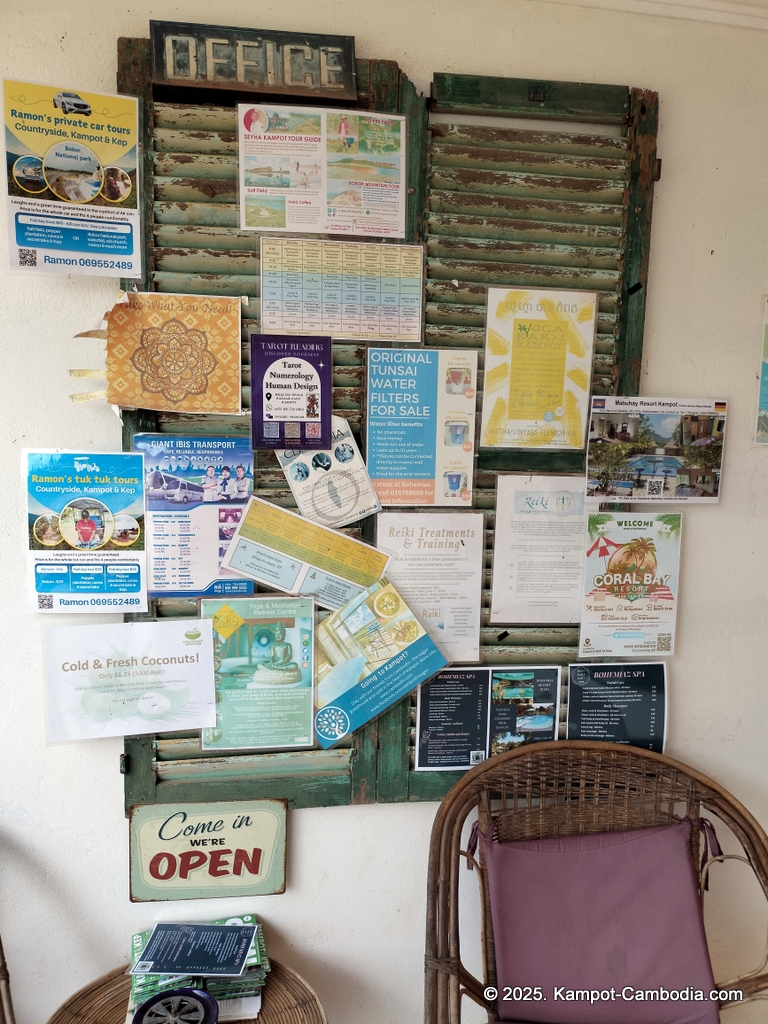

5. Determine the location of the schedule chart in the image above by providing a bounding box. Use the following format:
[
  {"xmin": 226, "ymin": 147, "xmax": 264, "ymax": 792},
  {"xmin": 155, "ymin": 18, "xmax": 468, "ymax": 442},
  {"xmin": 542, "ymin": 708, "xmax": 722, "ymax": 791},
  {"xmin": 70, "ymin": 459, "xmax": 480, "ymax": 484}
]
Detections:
[{"xmin": 260, "ymin": 238, "xmax": 423, "ymax": 341}]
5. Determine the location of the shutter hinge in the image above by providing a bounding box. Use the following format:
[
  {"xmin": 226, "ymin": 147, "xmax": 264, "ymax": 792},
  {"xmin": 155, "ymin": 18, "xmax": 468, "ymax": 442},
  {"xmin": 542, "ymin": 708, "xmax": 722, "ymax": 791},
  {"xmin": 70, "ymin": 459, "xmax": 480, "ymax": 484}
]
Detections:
[
  {"xmin": 654, "ymin": 158, "xmax": 662, "ymax": 182},
  {"xmin": 120, "ymin": 753, "xmax": 130, "ymax": 774}
]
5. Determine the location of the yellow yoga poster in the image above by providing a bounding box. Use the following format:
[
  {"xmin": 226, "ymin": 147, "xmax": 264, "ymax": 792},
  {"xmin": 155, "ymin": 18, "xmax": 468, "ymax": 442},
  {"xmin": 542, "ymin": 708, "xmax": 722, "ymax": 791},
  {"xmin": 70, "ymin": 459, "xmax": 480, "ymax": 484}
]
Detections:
[{"xmin": 480, "ymin": 288, "xmax": 597, "ymax": 449}]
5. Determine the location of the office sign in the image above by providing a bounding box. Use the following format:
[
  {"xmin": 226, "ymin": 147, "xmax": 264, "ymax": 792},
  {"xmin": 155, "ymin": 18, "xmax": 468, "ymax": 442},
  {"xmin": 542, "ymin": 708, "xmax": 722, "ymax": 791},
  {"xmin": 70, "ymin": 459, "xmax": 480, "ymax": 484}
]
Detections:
[
  {"xmin": 130, "ymin": 800, "xmax": 287, "ymax": 901},
  {"xmin": 150, "ymin": 21, "xmax": 357, "ymax": 101}
]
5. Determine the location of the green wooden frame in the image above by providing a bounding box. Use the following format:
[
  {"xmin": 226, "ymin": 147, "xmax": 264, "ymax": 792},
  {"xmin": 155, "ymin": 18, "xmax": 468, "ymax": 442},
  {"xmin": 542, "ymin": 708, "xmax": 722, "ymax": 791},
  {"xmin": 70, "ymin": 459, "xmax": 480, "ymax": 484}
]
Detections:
[{"xmin": 117, "ymin": 46, "xmax": 658, "ymax": 812}]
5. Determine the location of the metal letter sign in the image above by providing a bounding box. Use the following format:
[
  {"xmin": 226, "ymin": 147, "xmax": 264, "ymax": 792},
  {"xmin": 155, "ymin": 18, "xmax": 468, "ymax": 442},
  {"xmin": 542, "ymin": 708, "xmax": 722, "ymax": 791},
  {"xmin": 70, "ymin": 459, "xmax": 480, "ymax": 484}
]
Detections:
[
  {"xmin": 150, "ymin": 21, "xmax": 357, "ymax": 102},
  {"xmin": 129, "ymin": 799, "xmax": 287, "ymax": 901}
]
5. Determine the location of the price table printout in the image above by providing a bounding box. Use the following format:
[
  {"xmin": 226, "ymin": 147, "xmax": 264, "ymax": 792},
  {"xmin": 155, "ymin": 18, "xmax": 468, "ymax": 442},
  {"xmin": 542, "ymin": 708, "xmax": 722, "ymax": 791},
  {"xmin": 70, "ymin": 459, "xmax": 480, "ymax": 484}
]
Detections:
[
  {"xmin": 221, "ymin": 497, "xmax": 391, "ymax": 610},
  {"xmin": 567, "ymin": 663, "xmax": 667, "ymax": 753},
  {"xmin": 260, "ymin": 238, "xmax": 422, "ymax": 341}
]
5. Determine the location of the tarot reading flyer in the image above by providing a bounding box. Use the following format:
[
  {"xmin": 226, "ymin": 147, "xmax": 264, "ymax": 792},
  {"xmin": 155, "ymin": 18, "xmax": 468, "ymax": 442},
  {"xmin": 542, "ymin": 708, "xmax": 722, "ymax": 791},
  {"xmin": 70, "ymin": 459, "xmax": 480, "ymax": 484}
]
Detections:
[
  {"xmin": 3, "ymin": 79, "xmax": 141, "ymax": 277},
  {"xmin": 26, "ymin": 450, "xmax": 147, "ymax": 613},
  {"xmin": 366, "ymin": 348, "xmax": 478, "ymax": 505},
  {"xmin": 490, "ymin": 473, "xmax": 587, "ymax": 625},
  {"xmin": 251, "ymin": 335, "xmax": 332, "ymax": 449},
  {"xmin": 480, "ymin": 288, "xmax": 597, "ymax": 449},
  {"xmin": 416, "ymin": 667, "xmax": 561, "ymax": 771},
  {"xmin": 276, "ymin": 415, "xmax": 381, "ymax": 528},
  {"xmin": 221, "ymin": 497, "xmax": 391, "ymax": 610},
  {"xmin": 44, "ymin": 619, "xmax": 215, "ymax": 742},
  {"xmin": 238, "ymin": 104, "xmax": 406, "ymax": 237},
  {"xmin": 377, "ymin": 512, "xmax": 484, "ymax": 662},
  {"xmin": 133, "ymin": 434, "xmax": 255, "ymax": 598},
  {"xmin": 579, "ymin": 513, "xmax": 682, "ymax": 658},
  {"xmin": 314, "ymin": 579, "xmax": 447, "ymax": 748},
  {"xmin": 201, "ymin": 597, "xmax": 314, "ymax": 751},
  {"xmin": 587, "ymin": 396, "xmax": 727, "ymax": 502},
  {"xmin": 567, "ymin": 662, "xmax": 667, "ymax": 753}
]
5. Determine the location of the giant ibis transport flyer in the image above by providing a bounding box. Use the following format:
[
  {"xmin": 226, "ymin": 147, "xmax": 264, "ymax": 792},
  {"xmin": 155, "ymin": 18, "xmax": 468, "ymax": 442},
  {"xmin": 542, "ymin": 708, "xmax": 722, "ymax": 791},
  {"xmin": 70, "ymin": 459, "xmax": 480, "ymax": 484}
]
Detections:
[{"xmin": 578, "ymin": 513, "xmax": 682, "ymax": 658}]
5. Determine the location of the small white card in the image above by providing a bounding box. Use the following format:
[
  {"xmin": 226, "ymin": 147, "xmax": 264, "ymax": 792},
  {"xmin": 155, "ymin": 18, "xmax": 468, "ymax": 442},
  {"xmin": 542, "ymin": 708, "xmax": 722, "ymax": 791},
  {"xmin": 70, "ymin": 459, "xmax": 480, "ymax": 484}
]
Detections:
[{"xmin": 45, "ymin": 619, "xmax": 216, "ymax": 742}]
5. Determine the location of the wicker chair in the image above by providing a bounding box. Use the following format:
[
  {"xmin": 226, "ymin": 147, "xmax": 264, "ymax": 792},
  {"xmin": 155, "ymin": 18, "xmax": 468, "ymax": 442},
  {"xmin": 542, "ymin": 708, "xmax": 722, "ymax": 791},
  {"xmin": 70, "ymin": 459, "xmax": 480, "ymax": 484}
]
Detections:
[
  {"xmin": 425, "ymin": 740, "xmax": 768, "ymax": 1023},
  {"xmin": 0, "ymin": 937, "xmax": 16, "ymax": 1024}
]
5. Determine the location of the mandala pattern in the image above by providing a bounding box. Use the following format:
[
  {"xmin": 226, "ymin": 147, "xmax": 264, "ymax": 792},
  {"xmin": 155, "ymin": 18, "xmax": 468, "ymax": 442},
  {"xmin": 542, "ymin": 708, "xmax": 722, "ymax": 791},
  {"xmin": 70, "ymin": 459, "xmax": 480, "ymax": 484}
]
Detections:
[
  {"xmin": 131, "ymin": 319, "xmax": 218, "ymax": 404},
  {"xmin": 106, "ymin": 294, "xmax": 241, "ymax": 414}
]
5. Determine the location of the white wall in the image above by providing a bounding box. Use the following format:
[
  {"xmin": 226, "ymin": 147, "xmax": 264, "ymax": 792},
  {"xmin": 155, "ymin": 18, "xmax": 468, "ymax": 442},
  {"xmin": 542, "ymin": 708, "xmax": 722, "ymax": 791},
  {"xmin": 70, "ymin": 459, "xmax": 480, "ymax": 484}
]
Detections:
[{"xmin": 2, "ymin": 2, "xmax": 768, "ymax": 1022}]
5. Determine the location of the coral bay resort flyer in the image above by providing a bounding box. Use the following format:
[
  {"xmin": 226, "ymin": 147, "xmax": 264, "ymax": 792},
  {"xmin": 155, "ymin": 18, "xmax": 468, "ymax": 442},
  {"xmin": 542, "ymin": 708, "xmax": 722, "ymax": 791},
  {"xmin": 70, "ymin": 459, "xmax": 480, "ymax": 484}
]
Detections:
[
  {"xmin": 26, "ymin": 450, "xmax": 147, "ymax": 613},
  {"xmin": 221, "ymin": 497, "xmax": 391, "ymax": 610},
  {"xmin": 44, "ymin": 619, "xmax": 215, "ymax": 743},
  {"xmin": 377, "ymin": 512, "xmax": 484, "ymax": 662},
  {"xmin": 133, "ymin": 434, "xmax": 255, "ymax": 598},
  {"xmin": 366, "ymin": 348, "xmax": 478, "ymax": 505},
  {"xmin": 4, "ymin": 79, "xmax": 141, "ymax": 277},
  {"xmin": 579, "ymin": 513, "xmax": 682, "ymax": 659},
  {"xmin": 587, "ymin": 397, "xmax": 727, "ymax": 502},
  {"xmin": 238, "ymin": 103, "xmax": 406, "ymax": 237}
]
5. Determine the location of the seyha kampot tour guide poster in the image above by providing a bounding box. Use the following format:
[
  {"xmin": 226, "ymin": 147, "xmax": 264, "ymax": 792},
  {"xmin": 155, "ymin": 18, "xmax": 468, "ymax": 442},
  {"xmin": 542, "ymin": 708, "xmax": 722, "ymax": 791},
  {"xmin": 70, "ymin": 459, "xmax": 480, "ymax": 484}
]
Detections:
[
  {"xmin": 252, "ymin": 335, "xmax": 332, "ymax": 450},
  {"xmin": 238, "ymin": 103, "xmax": 405, "ymax": 237},
  {"xmin": 132, "ymin": 434, "xmax": 255, "ymax": 598},
  {"xmin": 480, "ymin": 288, "xmax": 597, "ymax": 449},
  {"xmin": 26, "ymin": 451, "xmax": 147, "ymax": 613},
  {"xmin": 201, "ymin": 597, "xmax": 315, "ymax": 752},
  {"xmin": 4, "ymin": 79, "xmax": 141, "ymax": 277},
  {"xmin": 587, "ymin": 396, "xmax": 727, "ymax": 502},
  {"xmin": 366, "ymin": 348, "xmax": 478, "ymax": 505},
  {"xmin": 579, "ymin": 513, "xmax": 682, "ymax": 659}
]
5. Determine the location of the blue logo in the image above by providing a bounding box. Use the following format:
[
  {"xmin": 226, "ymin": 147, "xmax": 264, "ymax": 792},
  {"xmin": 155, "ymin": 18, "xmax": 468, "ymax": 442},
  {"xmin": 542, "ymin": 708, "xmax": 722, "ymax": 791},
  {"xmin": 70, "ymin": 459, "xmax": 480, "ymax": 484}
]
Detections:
[{"xmin": 315, "ymin": 706, "xmax": 350, "ymax": 742}]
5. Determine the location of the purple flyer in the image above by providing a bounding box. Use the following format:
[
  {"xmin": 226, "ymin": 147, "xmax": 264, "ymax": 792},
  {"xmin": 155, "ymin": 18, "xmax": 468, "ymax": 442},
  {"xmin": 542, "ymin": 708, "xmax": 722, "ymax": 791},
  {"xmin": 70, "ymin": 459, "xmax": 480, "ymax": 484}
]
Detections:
[{"xmin": 251, "ymin": 334, "xmax": 333, "ymax": 449}]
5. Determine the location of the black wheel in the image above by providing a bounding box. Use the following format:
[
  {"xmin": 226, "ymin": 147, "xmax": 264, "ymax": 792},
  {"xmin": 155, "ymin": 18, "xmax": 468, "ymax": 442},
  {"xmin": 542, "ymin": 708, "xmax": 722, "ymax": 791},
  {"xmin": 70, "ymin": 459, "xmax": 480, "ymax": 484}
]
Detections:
[{"xmin": 133, "ymin": 988, "xmax": 218, "ymax": 1024}]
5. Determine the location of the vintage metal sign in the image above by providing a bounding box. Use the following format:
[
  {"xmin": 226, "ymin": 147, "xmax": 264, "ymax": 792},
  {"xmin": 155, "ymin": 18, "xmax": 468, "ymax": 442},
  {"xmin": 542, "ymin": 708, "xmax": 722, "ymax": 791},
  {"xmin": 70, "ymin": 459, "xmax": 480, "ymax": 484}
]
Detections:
[
  {"xmin": 150, "ymin": 21, "xmax": 357, "ymax": 101},
  {"xmin": 129, "ymin": 799, "xmax": 287, "ymax": 901}
]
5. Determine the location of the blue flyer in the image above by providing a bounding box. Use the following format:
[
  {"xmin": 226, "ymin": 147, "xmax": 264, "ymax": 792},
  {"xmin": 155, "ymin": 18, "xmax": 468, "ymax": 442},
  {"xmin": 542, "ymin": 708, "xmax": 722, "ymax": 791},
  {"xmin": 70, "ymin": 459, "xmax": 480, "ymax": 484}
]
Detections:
[
  {"xmin": 133, "ymin": 435, "xmax": 255, "ymax": 598},
  {"xmin": 26, "ymin": 450, "xmax": 147, "ymax": 613},
  {"xmin": 314, "ymin": 578, "xmax": 448, "ymax": 748},
  {"xmin": 366, "ymin": 348, "xmax": 477, "ymax": 505}
]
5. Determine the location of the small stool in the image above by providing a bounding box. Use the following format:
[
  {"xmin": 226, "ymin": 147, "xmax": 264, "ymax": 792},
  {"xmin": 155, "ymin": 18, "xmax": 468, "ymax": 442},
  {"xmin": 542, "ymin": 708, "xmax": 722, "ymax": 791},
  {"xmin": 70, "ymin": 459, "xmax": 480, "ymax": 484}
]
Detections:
[{"xmin": 46, "ymin": 960, "xmax": 327, "ymax": 1024}]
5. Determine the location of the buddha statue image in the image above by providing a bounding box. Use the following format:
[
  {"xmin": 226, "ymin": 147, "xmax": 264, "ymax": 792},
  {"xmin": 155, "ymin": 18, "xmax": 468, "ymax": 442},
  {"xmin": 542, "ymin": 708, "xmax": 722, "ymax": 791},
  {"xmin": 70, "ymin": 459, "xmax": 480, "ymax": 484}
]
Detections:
[{"xmin": 250, "ymin": 621, "xmax": 302, "ymax": 685}]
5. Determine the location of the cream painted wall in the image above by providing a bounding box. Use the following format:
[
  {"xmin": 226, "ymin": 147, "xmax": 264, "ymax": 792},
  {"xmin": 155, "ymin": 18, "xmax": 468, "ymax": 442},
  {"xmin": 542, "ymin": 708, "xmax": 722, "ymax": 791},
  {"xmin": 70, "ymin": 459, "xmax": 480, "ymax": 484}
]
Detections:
[{"xmin": 1, "ymin": 1, "xmax": 768, "ymax": 1022}]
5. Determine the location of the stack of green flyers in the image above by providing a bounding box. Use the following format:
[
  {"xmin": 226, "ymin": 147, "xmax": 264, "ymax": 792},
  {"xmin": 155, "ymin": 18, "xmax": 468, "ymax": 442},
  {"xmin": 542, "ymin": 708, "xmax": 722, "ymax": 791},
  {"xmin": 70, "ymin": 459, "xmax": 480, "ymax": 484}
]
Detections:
[{"xmin": 126, "ymin": 915, "xmax": 272, "ymax": 1023}]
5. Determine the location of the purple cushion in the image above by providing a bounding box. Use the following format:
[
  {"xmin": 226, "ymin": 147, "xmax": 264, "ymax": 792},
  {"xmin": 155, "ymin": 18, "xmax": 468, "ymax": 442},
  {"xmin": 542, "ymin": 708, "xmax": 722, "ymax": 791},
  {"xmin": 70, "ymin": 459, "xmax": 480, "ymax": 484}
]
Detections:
[{"xmin": 480, "ymin": 820, "xmax": 719, "ymax": 1024}]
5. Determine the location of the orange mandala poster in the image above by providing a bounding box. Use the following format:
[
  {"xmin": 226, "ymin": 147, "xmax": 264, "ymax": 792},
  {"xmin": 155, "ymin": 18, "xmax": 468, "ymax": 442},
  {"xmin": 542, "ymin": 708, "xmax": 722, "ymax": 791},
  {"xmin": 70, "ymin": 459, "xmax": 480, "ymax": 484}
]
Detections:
[{"xmin": 106, "ymin": 293, "xmax": 242, "ymax": 414}]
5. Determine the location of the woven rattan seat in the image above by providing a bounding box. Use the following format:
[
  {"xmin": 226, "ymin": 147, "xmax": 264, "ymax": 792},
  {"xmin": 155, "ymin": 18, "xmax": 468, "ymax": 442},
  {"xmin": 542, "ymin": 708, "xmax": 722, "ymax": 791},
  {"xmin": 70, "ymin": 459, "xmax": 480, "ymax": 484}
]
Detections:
[
  {"xmin": 425, "ymin": 740, "xmax": 768, "ymax": 1023},
  {"xmin": 45, "ymin": 959, "xmax": 327, "ymax": 1024}
]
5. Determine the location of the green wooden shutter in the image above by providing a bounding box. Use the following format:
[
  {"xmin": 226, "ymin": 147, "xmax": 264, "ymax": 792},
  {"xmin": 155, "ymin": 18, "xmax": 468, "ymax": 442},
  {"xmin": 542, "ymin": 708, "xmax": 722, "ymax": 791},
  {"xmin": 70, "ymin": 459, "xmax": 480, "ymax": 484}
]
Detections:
[
  {"xmin": 117, "ymin": 44, "xmax": 657, "ymax": 811},
  {"xmin": 117, "ymin": 39, "xmax": 429, "ymax": 811}
]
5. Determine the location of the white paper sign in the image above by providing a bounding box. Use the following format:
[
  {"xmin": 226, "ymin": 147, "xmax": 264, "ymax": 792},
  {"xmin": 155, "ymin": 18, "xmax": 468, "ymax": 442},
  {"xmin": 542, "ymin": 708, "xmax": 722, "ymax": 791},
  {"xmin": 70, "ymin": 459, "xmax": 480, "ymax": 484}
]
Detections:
[
  {"xmin": 45, "ymin": 619, "xmax": 216, "ymax": 742},
  {"xmin": 490, "ymin": 474, "xmax": 587, "ymax": 625},
  {"xmin": 276, "ymin": 415, "xmax": 381, "ymax": 528},
  {"xmin": 377, "ymin": 512, "xmax": 484, "ymax": 662}
]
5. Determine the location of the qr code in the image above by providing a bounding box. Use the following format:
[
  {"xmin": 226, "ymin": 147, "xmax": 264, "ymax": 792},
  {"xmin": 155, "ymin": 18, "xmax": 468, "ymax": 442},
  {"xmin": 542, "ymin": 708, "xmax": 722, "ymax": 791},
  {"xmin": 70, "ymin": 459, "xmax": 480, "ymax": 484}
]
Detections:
[
  {"xmin": 285, "ymin": 422, "xmax": 301, "ymax": 439},
  {"xmin": 305, "ymin": 422, "xmax": 321, "ymax": 438},
  {"xmin": 646, "ymin": 479, "xmax": 664, "ymax": 496},
  {"xmin": 133, "ymin": 961, "xmax": 154, "ymax": 973},
  {"xmin": 657, "ymin": 634, "xmax": 672, "ymax": 652},
  {"xmin": 469, "ymin": 750, "xmax": 486, "ymax": 765},
  {"xmin": 263, "ymin": 422, "xmax": 280, "ymax": 438},
  {"xmin": 18, "ymin": 248, "xmax": 37, "ymax": 268},
  {"xmin": 37, "ymin": 594, "xmax": 54, "ymax": 610}
]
